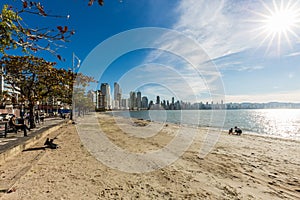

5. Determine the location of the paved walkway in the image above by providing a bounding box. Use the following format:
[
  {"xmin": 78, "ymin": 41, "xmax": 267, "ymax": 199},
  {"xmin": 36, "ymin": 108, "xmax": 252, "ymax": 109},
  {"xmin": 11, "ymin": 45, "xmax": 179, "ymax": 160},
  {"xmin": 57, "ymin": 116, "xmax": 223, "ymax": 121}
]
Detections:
[{"xmin": 0, "ymin": 118, "xmax": 66, "ymax": 162}]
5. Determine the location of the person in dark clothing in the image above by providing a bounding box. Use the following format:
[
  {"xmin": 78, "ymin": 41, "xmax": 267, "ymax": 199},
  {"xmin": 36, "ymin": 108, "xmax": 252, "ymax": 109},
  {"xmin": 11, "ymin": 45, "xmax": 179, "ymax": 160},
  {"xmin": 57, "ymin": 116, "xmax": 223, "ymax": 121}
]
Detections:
[
  {"xmin": 35, "ymin": 111, "xmax": 40, "ymax": 124},
  {"xmin": 44, "ymin": 138, "xmax": 58, "ymax": 149},
  {"xmin": 234, "ymin": 126, "xmax": 242, "ymax": 135},
  {"xmin": 9, "ymin": 115, "xmax": 30, "ymax": 137},
  {"xmin": 40, "ymin": 113, "xmax": 45, "ymax": 123}
]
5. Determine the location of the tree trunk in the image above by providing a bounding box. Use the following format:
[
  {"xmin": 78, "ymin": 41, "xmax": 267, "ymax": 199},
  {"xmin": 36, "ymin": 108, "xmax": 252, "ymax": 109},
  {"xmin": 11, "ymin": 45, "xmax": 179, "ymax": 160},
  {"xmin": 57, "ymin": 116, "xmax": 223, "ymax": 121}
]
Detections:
[{"xmin": 29, "ymin": 102, "xmax": 36, "ymax": 128}]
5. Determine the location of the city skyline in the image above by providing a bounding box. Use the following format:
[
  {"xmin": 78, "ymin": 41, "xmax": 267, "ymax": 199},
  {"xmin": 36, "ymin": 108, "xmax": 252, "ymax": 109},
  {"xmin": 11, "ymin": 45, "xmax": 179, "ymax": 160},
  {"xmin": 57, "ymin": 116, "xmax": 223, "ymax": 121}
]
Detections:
[{"xmin": 94, "ymin": 82, "xmax": 300, "ymax": 110}]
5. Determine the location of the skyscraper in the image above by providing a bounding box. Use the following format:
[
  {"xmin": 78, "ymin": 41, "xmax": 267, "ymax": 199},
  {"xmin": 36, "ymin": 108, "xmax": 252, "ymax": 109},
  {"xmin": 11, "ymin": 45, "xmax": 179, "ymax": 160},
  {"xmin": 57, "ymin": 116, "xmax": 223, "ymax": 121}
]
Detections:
[
  {"xmin": 95, "ymin": 90, "xmax": 105, "ymax": 111},
  {"xmin": 114, "ymin": 82, "xmax": 122, "ymax": 109},
  {"xmin": 156, "ymin": 96, "xmax": 160, "ymax": 105},
  {"xmin": 100, "ymin": 83, "xmax": 111, "ymax": 110},
  {"xmin": 129, "ymin": 91, "xmax": 136, "ymax": 110},
  {"xmin": 137, "ymin": 91, "xmax": 141, "ymax": 109},
  {"xmin": 141, "ymin": 96, "xmax": 148, "ymax": 109},
  {"xmin": 121, "ymin": 98, "xmax": 129, "ymax": 109}
]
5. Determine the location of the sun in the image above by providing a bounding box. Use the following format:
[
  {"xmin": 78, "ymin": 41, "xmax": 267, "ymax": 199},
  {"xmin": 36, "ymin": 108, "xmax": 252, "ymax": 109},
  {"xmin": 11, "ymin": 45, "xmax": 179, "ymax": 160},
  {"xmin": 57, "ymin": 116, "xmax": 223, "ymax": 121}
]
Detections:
[
  {"xmin": 265, "ymin": 8, "xmax": 297, "ymax": 34},
  {"xmin": 252, "ymin": 0, "xmax": 300, "ymax": 54}
]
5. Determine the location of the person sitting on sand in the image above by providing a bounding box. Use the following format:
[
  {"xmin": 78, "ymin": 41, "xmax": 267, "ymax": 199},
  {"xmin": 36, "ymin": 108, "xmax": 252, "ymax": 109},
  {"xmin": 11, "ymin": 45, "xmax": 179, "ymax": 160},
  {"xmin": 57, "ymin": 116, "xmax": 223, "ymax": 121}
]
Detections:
[
  {"xmin": 44, "ymin": 138, "xmax": 58, "ymax": 149},
  {"xmin": 228, "ymin": 128, "xmax": 233, "ymax": 134},
  {"xmin": 234, "ymin": 126, "xmax": 242, "ymax": 136},
  {"xmin": 9, "ymin": 115, "xmax": 30, "ymax": 137}
]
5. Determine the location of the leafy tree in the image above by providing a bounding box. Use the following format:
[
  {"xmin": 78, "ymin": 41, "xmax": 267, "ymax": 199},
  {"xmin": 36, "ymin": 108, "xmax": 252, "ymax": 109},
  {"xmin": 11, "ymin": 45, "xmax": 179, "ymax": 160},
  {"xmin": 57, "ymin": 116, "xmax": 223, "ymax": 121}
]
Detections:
[
  {"xmin": 0, "ymin": 2, "xmax": 74, "ymax": 59},
  {"xmin": 72, "ymin": 73, "xmax": 96, "ymax": 119},
  {"xmin": 0, "ymin": 55, "xmax": 73, "ymax": 127},
  {"xmin": 0, "ymin": 90, "xmax": 11, "ymax": 108},
  {"xmin": 0, "ymin": 1, "xmax": 99, "ymax": 122},
  {"xmin": 0, "ymin": 0, "xmax": 113, "ymax": 58}
]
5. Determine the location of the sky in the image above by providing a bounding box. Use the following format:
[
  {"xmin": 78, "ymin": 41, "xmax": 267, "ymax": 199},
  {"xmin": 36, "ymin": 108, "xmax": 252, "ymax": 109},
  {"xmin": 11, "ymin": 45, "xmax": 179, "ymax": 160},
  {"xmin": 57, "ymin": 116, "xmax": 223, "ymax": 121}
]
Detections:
[{"xmin": 2, "ymin": 0, "xmax": 300, "ymax": 103}]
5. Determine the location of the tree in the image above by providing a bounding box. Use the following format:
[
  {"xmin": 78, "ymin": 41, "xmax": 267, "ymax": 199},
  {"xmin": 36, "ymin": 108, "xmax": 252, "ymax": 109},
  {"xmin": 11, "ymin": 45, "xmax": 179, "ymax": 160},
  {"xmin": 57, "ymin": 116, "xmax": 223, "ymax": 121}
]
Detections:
[
  {"xmin": 0, "ymin": 0, "xmax": 115, "ymax": 58},
  {"xmin": 88, "ymin": 0, "xmax": 104, "ymax": 6},
  {"xmin": 0, "ymin": 2, "xmax": 74, "ymax": 59},
  {"xmin": 0, "ymin": 55, "xmax": 73, "ymax": 127},
  {"xmin": 1, "ymin": 1, "xmax": 98, "ymax": 122},
  {"xmin": 72, "ymin": 72, "xmax": 96, "ymax": 118},
  {"xmin": 0, "ymin": 90, "xmax": 11, "ymax": 108}
]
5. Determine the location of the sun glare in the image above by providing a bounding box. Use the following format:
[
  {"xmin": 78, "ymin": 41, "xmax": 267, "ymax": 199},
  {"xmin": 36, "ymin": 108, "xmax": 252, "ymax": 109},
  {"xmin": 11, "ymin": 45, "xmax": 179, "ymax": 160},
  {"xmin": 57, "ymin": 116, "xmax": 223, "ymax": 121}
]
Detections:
[
  {"xmin": 265, "ymin": 9, "xmax": 297, "ymax": 34},
  {"xmin": 252, "ymin": 0, "xmax": 300, "ymax": 54}
]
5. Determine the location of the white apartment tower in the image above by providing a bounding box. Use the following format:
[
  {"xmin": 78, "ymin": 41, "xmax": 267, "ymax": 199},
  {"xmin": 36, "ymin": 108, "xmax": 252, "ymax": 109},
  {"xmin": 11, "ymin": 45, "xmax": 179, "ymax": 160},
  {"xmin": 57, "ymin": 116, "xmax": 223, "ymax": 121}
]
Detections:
[{"xmin": 114, "ymin": 82, "xmax": 122, "ymax": 109}]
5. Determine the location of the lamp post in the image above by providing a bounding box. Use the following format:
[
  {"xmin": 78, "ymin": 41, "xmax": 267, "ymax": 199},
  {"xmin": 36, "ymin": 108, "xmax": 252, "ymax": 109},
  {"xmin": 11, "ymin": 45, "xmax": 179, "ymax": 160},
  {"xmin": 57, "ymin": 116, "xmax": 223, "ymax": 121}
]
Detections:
[{"xmin": 71, "ymin": 53, "xmax": 80, "ymax": 121}]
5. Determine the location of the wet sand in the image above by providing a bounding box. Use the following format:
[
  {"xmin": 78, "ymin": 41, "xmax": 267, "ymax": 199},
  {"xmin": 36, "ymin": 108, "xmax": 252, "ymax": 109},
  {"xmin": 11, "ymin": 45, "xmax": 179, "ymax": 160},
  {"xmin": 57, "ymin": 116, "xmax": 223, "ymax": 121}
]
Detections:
[{"xmin": 0, "ymin": 113, "xmax": 299, "ymax": 199}]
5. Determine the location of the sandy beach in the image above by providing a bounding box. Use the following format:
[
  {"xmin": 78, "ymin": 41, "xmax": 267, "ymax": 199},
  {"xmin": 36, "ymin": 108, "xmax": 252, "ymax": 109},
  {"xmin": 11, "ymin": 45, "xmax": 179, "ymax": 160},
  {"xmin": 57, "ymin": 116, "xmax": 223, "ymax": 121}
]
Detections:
[{"xmin": 0, "ymin": 113, "xmax": 299, "ymax": 199}]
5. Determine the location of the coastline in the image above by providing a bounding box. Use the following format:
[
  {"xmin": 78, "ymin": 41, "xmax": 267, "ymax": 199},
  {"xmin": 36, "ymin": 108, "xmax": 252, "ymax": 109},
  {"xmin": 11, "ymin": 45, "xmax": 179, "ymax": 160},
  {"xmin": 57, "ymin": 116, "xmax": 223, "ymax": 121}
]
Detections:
[
  {"xmin": 109, "ymin": 110, "xmax": 300, "ymax": 141},
  {"xmin": 0, "ymin": 112, "xmax": 299, "ymax": 199}
]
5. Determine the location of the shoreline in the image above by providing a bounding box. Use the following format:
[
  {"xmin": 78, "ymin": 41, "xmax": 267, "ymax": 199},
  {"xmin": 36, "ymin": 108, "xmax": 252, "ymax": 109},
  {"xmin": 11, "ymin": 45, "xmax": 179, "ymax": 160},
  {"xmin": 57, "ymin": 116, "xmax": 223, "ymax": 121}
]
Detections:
[{"xmin": 106, "ymin": 111, "xmax": 300, "ymax": 142}]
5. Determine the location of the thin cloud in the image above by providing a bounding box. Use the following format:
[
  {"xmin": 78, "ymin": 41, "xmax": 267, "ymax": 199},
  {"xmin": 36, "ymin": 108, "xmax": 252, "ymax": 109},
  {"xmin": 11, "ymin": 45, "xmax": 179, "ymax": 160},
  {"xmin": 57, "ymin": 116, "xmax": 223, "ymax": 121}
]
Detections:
[
  {"xmin": 285, "ymin": 51, "xmax": 300, "ymax": 57},
  {"xmin": 117, "ymin": 64, "xmax": 219, "ymax": 102},
  {"xmin": 225, "ymin": 90, "xmax": 300, "ymax": 103},
  {"xmin": 237, "ymin": 65, "xmax": 264, "ymax": 72},
  {"xmin": 173, "ymin": 0, "xmax": 254, "ymax": 60}
]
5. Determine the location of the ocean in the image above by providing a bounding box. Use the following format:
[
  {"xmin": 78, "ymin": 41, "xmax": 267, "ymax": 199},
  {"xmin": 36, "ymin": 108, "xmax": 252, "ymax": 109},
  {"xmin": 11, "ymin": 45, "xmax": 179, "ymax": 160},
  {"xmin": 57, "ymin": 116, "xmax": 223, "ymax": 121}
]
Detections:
[{"xmin": 111, "ymin": 109, "xmax": 300, "ymax": 140}]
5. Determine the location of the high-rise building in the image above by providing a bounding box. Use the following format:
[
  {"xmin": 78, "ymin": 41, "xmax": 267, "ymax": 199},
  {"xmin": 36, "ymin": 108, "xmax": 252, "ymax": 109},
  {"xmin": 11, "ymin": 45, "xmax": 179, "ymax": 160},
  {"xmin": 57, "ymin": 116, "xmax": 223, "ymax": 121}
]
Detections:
[
  {"xmin": 129, "ymin": 91, "xmax": 136, "ymax": 110},
  {"xmin": 121, "ymin": 98, "xmax": 129, "ymax": 109},
  {"xmin": 114, "ymin": 82, "xmax": 119, "ymax": 100},
  {"xmin": 162, "ymin": 100, "xmax": 166, "ymax": 109},
  {"xmin": 0, "ymin": 68, "xmax": 20, "ymax": 104},
  {"xmin": 148, "ymin": 100, "xmax": 154, "ymax": 109},
  {"xmin": 100, "ymin": 83, "xmax": 111, "ymax": 110},
  {"xmin": 141, "ymin": 96, "xmax": 148, "ymax": 109},
  {"xmin": 95, "ymin": 90, "xmax": 105, "ymax": 111},
  {"xmin": 156, "ymin": 96, "xmax": 160, "ymax": 105},
  {"xmin": 137, "ymin": 91, "xmax": 141, "ymax": 109},
  {"xmin": 114, "ymin": 82, "xmax": 122, "ymax": 108}
]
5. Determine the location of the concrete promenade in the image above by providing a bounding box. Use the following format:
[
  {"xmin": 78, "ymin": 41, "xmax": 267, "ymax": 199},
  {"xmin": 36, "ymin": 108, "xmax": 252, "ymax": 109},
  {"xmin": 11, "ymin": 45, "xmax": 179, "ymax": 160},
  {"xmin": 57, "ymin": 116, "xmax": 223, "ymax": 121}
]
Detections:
[{"xmin": 0, "ymin": 118, "xmax": 66, "ymax": 164}]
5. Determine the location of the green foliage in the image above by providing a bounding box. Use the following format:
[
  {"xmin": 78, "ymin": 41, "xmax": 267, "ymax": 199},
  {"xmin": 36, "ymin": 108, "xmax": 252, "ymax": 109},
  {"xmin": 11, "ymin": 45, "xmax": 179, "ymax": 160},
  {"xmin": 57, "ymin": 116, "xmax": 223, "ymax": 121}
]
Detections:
[
  {"xmin": 0, "ymin": 5, "xmax": 22, "ymax": 53},
  {"xmin": 0, "ymin": 55, "xmax": 70, "ymax": 103},
  {"xmin": 0, "ymin": 55, "xmax": 96, "ymax": 122},
  {"xmin": 0, "ymin": 1, "xmax": 100, "ymax": 118},
  {"xmin": 0, "ymin": 2, "xmax": 74, "ymax": 59}
]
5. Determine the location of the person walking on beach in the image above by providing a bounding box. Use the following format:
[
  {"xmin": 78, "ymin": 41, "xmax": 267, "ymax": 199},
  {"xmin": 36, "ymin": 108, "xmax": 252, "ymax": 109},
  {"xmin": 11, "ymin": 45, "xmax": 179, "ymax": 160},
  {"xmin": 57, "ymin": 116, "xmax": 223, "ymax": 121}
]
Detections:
[{"xmin": 9, "ymin": 115, "xmax": 30, "ymax": 137}]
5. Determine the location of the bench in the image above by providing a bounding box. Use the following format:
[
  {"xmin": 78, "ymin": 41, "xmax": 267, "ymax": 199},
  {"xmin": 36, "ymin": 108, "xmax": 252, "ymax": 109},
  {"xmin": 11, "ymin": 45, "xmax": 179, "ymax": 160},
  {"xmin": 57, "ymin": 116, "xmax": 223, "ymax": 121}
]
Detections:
[
  {"xmin": 0, "ymin": 122, "xmax": 8, "ymax": 138},
  {"xmin": 0, "ymin": 122, "xmax": 6, "ymax": 137},
  {"xmin": 0, "ymin": 122, "xmax": 18, "ymax": 138}
]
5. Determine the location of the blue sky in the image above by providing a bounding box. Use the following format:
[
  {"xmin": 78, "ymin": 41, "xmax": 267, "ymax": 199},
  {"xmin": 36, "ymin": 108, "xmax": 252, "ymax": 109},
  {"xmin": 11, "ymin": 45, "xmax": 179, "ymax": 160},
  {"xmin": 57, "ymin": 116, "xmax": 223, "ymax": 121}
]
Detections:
[{"xmin": 2, "ymin": 0, "xmax": 300, "ymax": 103}]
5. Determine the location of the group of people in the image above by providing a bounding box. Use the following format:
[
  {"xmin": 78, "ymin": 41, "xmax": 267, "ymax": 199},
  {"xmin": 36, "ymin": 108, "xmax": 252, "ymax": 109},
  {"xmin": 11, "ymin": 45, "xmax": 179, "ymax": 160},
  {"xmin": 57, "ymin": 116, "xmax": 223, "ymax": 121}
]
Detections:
[
  {"xmin": 228, "ymin": 126, "xmax": 242, "ymax": 135},
  {"xmin": 8, "ymin": 110, "xmax": 49, "ymax": 137}
]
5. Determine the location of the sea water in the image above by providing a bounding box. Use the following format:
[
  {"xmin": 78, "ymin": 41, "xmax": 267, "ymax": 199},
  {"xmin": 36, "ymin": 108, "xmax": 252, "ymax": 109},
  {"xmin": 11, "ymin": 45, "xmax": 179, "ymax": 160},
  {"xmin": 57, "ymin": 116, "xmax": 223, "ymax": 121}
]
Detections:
[{"xmin": 111, "ymin": 109, "xmax": 300, "ymax": 140}]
